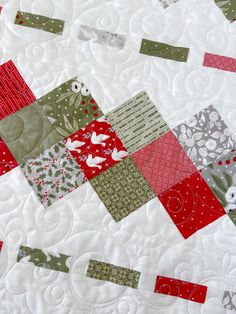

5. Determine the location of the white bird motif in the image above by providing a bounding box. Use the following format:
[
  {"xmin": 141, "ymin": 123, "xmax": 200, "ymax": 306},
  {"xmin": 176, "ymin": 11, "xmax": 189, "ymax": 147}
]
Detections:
[
  {"xmin": 111, "ymin": 148, "xmax": 128, "ymax": 161},
  {"xmin": 86, "ymin": 154, "xmax": 106, "ymax": 169},
  {"xmin": 65, "ymin": 138, "xmax": 85, "ymax": 153},
  {"xmin": 91, "ymin": 132, "xmax": 110, "ymax": 146}
]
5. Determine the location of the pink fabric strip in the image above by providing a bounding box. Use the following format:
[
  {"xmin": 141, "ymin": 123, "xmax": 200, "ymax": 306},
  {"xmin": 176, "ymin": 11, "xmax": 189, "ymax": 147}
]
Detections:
[{"xmin": 203, "ymin": 52, "xmax": 236, "ymax": 73}]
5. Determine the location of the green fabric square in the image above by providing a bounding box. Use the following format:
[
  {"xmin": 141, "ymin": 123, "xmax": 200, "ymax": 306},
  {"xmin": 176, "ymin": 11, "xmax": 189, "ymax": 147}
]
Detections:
[
  {"xmin": 90, "ymin": 157, "xmax": 155, "ymax": 222},
  {"xmin": 0, "ymin": 103, "xmax": 63, "ymax": 164}
]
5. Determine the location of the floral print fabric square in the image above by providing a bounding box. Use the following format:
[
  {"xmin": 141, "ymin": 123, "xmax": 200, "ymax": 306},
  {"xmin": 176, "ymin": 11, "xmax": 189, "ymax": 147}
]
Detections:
[
  {"xmin": 38, "ymin": 77, "xmax": 103, "ymax": 138},
  {"xmin": 21, "ymin": 141, "xmax": 86, "ymax": 207},
  {"xmin": 173, "ymin": 105, "xmax": 236, "ymax": 170},
  {"xmin": 0, "ymin": 60, "xmax": 35, "ymax": 120},
  {"xmin": 132, "ymin": 131, "xmax": 197, "ymax": 195},
  {"xmin": 0, "ymin": 137, "xmax": 18, "ymax": 176},
  {"xmin": 90, "ymin": 157, "xmax": 155, "ymax": 222},
  {"xmin": 65, "ymin": 117, "xmax": 128, "ymax": 180},
  {"xmin": 158, "ymin": 172, "xmax": 226, "ymax": 239},
  {"xmin": 199, "ymin": 151, "xmax": 236, "ymax": 225},
  {"xmin": 106, "ymin": 91, "xmax": 169, "ymax": 154}
]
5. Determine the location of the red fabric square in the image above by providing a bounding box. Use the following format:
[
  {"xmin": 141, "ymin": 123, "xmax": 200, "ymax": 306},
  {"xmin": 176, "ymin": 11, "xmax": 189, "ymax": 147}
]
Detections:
[
  {"xmin": 158, "ymin": 172, "xmax": 226, "ymax": 238},
  {"xmin": 154, "ymin": 275, "xmax": 207, "ymax": 304},
  {"xmin": 132, "ymin": 131, "xmax": 197, "ymax": 195},
  {"xmin": 0, "ymin": 137, "xmax": 18, "ymax": 176},
  {"xmin": 65, "ymin": 118, "xmax": 128, "ymax": 180},
  {"xmin": 0, "ymin": 60, "xmax": 36, "ymax": 120}
]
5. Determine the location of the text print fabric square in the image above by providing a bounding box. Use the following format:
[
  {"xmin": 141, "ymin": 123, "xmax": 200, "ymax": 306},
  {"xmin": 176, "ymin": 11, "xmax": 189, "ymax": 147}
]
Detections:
[{"xmin": 173, "ymin": 105, "xmax": 236, "ymax": 169}]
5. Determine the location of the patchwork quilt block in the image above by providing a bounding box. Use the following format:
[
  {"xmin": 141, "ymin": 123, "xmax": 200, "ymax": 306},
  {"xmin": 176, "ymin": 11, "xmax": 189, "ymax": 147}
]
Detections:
[
  {"xmin": 21, "ymin": 141, "xmax": 86, "ymax": 207},
  {"xmin": 90, "ymin": 157, "xmax": 155, "ymax": 222},
  {"xmin": 65, "ymin": 118, "xmax": 128, "ymax": 180},
  {"xmin": 173, "ymin": 105, "xmax": 236, "ymax": 169}
]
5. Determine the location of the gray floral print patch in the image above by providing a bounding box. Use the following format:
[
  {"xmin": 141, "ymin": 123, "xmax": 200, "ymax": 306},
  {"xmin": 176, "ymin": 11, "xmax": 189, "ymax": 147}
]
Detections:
[
  {"xmin": 173, "ymin": 105, "xmax": 236, "ymax": 169},
  {"xmin": 159, "ymin": 0, "xmax": 180, "ymax": 9},
  {"xmin": 222, "ymin": 290, "xmax": 236, "ymax": 311},
  {"xmin": 21, "ymin": 141, "xmax": 87, "ymax": 208}
]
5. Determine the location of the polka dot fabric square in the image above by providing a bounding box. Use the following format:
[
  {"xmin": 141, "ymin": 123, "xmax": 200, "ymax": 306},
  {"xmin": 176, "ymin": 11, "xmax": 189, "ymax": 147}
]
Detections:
[
  {"xmin": 158, "ymin": 172, "xmax": 226, "ymax": 239},
  {"xmin": 65, "ymin": 117, "xmax": 128, "ymax": 180},
  {"xmin": 0, "ymin": 137, "xmax": 18, "ymax": 176}
]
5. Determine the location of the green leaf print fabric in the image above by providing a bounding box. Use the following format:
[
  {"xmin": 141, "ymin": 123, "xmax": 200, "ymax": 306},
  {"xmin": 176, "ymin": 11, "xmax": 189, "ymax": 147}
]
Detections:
[
  {"xmin": 37, "ymin": 78, "xmax": 103, "ymax": 137},
  {"xmin": 17, "ymin": 245, "xmax": 71, "ymax": 273}
]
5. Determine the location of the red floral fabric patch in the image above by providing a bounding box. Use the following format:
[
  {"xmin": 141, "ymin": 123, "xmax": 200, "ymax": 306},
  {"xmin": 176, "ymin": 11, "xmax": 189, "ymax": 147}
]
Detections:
[
  {"xmin": 158, "ymin": 172, "xmax": 226, "ymax": 238},
  {"xmin": 65, "ymin": 117, "xmax": 128, "ymax": 180},
  {"xmin": 0, "ymin": 137, "xmax": 18, "ymax": 176},
  {"xmin": 154, "ymin": 275, "xmax": 208, "ymax": 304},
  {"xmin": 0, "ymin": 60, "xmax": 36, "ymax": 120},
  {"xmin": 132, "ymin": 131, "xmax": 197, "ymax": 195}
]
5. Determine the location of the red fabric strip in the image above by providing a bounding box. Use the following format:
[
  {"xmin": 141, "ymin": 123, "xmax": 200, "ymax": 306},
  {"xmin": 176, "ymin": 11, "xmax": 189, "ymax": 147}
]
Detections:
[
  {"xmin": 0, "ymin": 241, "xmax": 3, "ymax": 252},
  {"xmin": 154, "ymin": 275, "xmax": 208, "ymax": 304},
  {"xmin": 203, "ymin": 52, "xmax": 236, "ymax": 73}
]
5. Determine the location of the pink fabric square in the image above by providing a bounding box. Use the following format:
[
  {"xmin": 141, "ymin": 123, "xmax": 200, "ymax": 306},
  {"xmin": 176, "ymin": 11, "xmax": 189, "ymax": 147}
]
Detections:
[
  {"xmin": 131, "ymin": 131, "xmax": 197, "ymax": 195},
  {"xmin": 0, "ymin": 60, "xmax": 36, "ymax": 120},
  {"xmin": 203, "ymin": 52, "xmax": 236, "ymax": 73}
]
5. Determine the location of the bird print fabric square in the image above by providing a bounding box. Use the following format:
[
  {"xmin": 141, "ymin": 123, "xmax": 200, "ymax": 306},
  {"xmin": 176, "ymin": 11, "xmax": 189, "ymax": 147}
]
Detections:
[
  {"xmin": 0, "ymin": 102, "xmax": 63, "ymax": 164},
  {"xmin": 154, "ymin": 276, "xmax": 208, "ymax": 303},
  {"xmin": 64, "ymin": 117, "xmax": 128, "ymax": 180},
  {"xmin": 158, "ymin": 172, "xmax": 226, "ymax": 239},
  {"xmin": 0, "ymin": 60, "xmax": 36, "ymax": 120},
  {"xmin": 173, "ymin": 105, "xmax": 236, "ymax": 170},
  {"xmin": 90, "ymin": 157, "xmax": 155, "ymax": 222},
  {"xmin": 21, "ymin": 141, "xmax": 86, "ymax": 208},
  {"xmin": 37, "ymin": 77, "xmax": 103, "ymax": 138},
  {"xmin": 17, "ymin": 245, "xmax": 71, "ymax": 273},
  {"xmin": 0, "ymin": 137, "xmax": 18, "ymax": 176},
  {"xmin": 132, "ymin": 131, "xmax": 197, "ymax": 196},
  {"xmin": 199, "ymin": 151, "xmax": 236, "ymax": 225},
  {"xmin": 106, "ymin": 91, "xmax": 169, "ymax": 154}
]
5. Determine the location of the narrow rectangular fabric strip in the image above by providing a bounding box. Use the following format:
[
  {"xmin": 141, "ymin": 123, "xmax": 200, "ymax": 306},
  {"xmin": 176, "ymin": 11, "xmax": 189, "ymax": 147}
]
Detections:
[
  {"xmin": 0, "ymin": 241, "xmax": 3, "ymax": 253},
  {"xmin": 86, "ymin": 260, "xmax": 141, "ymax": 289},
  {"xmin": 154, "ymin": 275, "xmax": 208, "ymax": 304},
  {"xmin": 17, "ymin": 245, "xmax": 71, "ymax": 273},
  {"xmin": 14, "ymin": 11, "xmax": 65, "ymax": 35},
  {"xmin": 140, "ymin": 39, "xmax": 189, "ymax": 62},
  {"xmin": 78, "ymin": 24, "xmax": 126, "ymax": 49},
  {"xmin": 203, "ymin": 52, "xmax": 236, "ymax": 73}
]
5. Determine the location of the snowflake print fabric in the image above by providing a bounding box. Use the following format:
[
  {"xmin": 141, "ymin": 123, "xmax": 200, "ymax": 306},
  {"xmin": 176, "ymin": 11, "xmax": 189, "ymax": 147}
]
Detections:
[
  {"xmin": 21, "ymin": 141, "xmax": 86, "ymax": 208},
  {"xmin": 65, "ymin": 117, "xmax": 128, "ymax": 180},
  {"xmin": 173, "ymin": 105, "xmax": 236, "ymax": 170},
  {"xmin": 38, "ymin": 77, "xmax": 103, "ymax": 138}
]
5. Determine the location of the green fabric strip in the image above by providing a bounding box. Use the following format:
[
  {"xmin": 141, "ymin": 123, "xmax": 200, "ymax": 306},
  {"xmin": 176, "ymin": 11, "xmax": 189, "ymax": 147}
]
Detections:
[
  {"xmin": 17, "ymin": 245, "xmax": 71, "ymax": 273},
  {"xmin": 140, "ymin": 39, "xmax": 189, "ymax": 62},
  {"xmin": 14, "ymin": 11, "xmax": 65, "ymax": 35},
  {"xmin": 86, "ymin": 260, "xmax": 141, "ymax": 289},
  {"xmin": 214, "ymin": 0, "xmax": 236, "ymax": 22}
]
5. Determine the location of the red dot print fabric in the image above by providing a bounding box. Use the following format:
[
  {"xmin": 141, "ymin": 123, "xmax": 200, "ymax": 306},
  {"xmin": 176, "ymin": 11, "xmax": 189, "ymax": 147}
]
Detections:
[
  {"xmin": 132, "ymin": 131, "xmax": 197, "ymax": 196},
  {"xmin": 158, "ymin": 172, "xmax": 226, "ymax": 238},
  {"xmin": 64, "ymin": 117, "xmax": 129, "ymax": 180},
  {"xmin": 0, "ymin": 137, "xmax": 18, "ymax": 176},
  {"xmin": 154, "ymin": 275, "xmax": 208, "ymax": 304},
  {"xmin": 0, "ymin": 60, "xmax": 36, "ymax": 120}
]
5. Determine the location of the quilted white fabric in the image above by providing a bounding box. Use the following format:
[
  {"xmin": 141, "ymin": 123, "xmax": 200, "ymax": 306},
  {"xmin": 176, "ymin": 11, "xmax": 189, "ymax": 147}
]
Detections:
[{"xmin": 0, "ymin": 0, "xmax": 236, "ymax": 313}]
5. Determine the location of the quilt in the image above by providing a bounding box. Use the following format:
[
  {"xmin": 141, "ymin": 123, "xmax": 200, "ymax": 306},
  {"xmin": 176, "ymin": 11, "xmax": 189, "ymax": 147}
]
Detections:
[{"xmin": 0, "ymin": 0, "xmax": 236, "ymax": 313}]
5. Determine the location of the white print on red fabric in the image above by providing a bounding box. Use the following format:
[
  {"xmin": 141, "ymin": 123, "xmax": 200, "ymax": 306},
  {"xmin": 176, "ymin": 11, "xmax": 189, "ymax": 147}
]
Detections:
[{"xmin": 65, "ymin": 117, "xmax": 128, "ymax": 180}]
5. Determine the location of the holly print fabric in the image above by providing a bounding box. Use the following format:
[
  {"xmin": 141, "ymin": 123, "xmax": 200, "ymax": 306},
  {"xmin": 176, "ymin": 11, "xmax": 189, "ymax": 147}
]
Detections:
[
  {"xmin": 90, "ymin": 157, "xmax": 155, "ymax": 222},
  {"xmin": 158, "ymin": 172, "xmax": 226, "ymax": 239},
  {"xmin": 14, "ymin": 11, "xmax": 65, "ymax": 35},
  {"xmin": 86, "ymin": 260, "xmax": 141, "ymax": 289},
  {"xmin": 199, "ymin": 151, "xmax": 236, "ymax": 225},
  {"xmin": 154, "ymin": 276, "xmax": 208, "ymax": 303},
  {"xmin": 0, "ymin": 137, "xmax": 18, "ymax": 176},
  {"xmin": 0, "ymin": 60, "xmax": 36, "ymax": 120},
  {"xmin": 173, "ymin": 105, "xmax": 236, "ymax": 170},
  {"xmin": 140, "ymin": 39, "xmax": 189, "ymax": 62},
  {"xmin": 214, "ymin": 0, "xmax": 236, "ymax": 22},
  {"xmin": 132, "ymin": 131, "xmax": 197, "ymax": 196},
  {"xmin": 38, "ymin": 77, "xmax": 103, "ymax": 138},
  {"xmin": 21, "ymin": 141, "xmax": 86, "ymax": 208},
  {"xmin": 0, "ymin": 102, "xmax": 63, "ymax": 164},
  {"xmin": 17, "ymin": 245, "xmax": 71, "ymax": 273},
  {"xmin": 65, "ymin": 117, "xmax": 128, "ymax": 180},
  {"xmin": 106, "ymin": 91, "xmax": 169, "ymax": 154}
]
